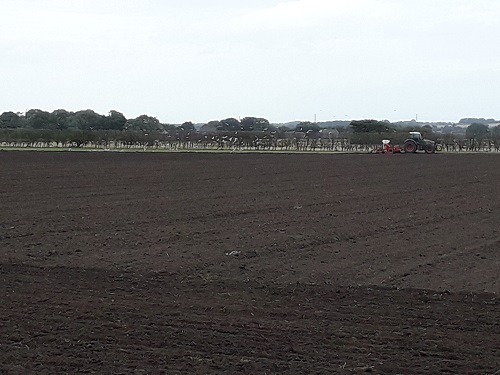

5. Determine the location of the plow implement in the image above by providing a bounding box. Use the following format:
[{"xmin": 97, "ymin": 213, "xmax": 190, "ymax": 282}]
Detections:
[{"xmin": 371, "ymin": 140, "xmax": 403, "ymax": 154}]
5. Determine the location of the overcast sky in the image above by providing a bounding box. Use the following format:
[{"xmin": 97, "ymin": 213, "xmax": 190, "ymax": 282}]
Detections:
[{"xmin": 1, "ymin": 0, "xmax": 499, "ymax": 124}]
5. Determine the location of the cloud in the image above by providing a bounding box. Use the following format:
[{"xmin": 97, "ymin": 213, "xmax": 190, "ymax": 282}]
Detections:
[
  {"xmin": 1, "ymin": 0, "xmax": 500, "ymax": 122},
  {"xmin": 237, "ymin": 0, "xmax": 378, "ymax": 29},
  {"xmin": 0, "ymin": 0, "xmax": 155, "ymax": 47}
]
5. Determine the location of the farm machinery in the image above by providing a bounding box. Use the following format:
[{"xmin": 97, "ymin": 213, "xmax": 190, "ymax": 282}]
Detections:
[
  {"xmin": 372, "ymin": 132, "xmax": 442, "ymax": 154},
  {"xmin": 372, "ymin": 139, "xmax": 403, "ymax": 153},
  {"xmin": 403, "ymin": 132, "xmax": 441, "ymax": 153}
]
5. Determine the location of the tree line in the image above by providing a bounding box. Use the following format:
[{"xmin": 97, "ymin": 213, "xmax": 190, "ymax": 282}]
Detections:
[
  {"xmin": 1, "ymin": 109, "xmax": 499, "ymax": 151},
  {"xmin": 0, "ymin": 109, "xmax": 285, "ymax": 133},
  {"xmin": 0, "ymin": 109, "xmax": 176, "ymax": 132}
]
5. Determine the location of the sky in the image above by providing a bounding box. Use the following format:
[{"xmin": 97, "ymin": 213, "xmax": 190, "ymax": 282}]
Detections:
[{"xmin": 1, "ymin": 0, "xmax": 500, "ymax": 124}]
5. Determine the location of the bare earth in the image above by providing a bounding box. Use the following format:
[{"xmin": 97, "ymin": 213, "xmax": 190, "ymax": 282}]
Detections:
[{"xmin": 0, "ymin": 151, "xmax": 499, "ymax": 374}]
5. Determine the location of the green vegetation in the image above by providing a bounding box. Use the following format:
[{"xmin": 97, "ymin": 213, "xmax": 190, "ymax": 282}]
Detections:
[
  {"xmin": 466, "ymin": 123, "xmax": 489, "ymax": 140},
  {"xmin": 350, "ymin": 119, "xmax": 392, "ymax": 133},
  {"xmin": 0, "ymin": 108, "xmax": 499, "ymax": 152}
]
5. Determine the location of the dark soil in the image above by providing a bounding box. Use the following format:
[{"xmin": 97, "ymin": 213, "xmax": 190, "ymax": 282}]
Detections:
[{"xmin": 1, "ymin": 151, "xmax": 499, "ymax": 374}]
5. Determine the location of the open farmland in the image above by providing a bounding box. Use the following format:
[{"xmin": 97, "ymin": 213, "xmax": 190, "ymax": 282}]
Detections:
[{"xmin": 0, "ymin": 151, "xmax": 499, "ymax": 374}]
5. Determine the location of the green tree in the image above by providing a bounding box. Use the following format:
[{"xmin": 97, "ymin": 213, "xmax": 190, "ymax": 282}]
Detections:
[
  {"xmin": 295, "ymin": 121, "xmax": 320, "ymax": 133},
  {"xmin": 26, "ymin": 109, "xmax": 56, "ymax": 130},
  {"xmin": 163, "ymin": 124, "xmax": 177, "ymax": 135},
  {"xmin": 0, "ymin": 111, "xmax": 24, "ymax": 128},
  {"xmin": 350, "ymin": 119, "xmax": 392, "ymax": 133},
  {"xmin": 492, "ymin": 125, "xmax": 500, "ymax": 150},
  {"xmin": 420, "ymin": 124, "xmax": 433, "ymax": 135},
  {"xmin": 125, "ymin": 115, "xmax": 162, "ymax": 132},
  {"xmin": 218, "ymin": 118, "xmax": 240, "ymax": 131},
  {"xmin": 466, "ymin": 122, "xmax": 489, "ymax": 140},
  {"xmin": 178, "ymin": 121, "xmax": 195, "ymax": 133},
  {"xmin": 240, "ymin": 117, "xmax": 272, "ymax": 131},
  {"xmin": 52, "ymin": 109, "xmax": 72, "ymax": 130},
  {"xmin": 67, "ymin": 110, "xmax": 104, "ymax": 131},
  {"xmin": 199, "ymin": 121, "xmax": 220, "ymax": 133},
  {"xmin": 103, "ymin": 110, "xmax": 127, "ymax": 130},
  {"xmin": 277, "ymin": 125, "xmax": 290, "ymax": 133}
]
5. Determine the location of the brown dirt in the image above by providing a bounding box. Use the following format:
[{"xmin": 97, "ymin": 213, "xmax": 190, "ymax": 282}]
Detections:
[{"xmin": 0, "ymin": 151, "xmax": 499, "ymax": 374}]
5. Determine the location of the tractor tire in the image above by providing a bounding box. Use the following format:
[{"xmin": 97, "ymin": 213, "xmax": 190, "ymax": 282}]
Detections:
[
  {"xmin": 424, "ymin": 143, "xmax": 435, "ymax": 154},
  {"xmin": 403, "ymin": 140, "xmax": 417, "ymax": 153}
]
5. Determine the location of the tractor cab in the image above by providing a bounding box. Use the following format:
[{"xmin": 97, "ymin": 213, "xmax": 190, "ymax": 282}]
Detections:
[{"xmin": 409, "ymin": 131, "xmax": 423, "ymax": 141}]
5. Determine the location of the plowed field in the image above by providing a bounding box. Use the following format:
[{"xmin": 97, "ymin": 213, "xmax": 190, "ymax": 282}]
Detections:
[{"xmin": 1, "ymin": 151, "xmax": 499, "ymax": 374}]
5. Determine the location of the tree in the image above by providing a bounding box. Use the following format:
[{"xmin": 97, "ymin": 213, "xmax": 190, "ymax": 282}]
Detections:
[
  {"xmin": 103, "ymin": 110, "xmax": 127, "ymax": 131},
  {"xmin": 178, "ymin": 121, "xmax": 195, "ymax": 133},
  {"xmin": 459, "ymin": 118, "xmax": 495, "ymax": 125},
  {"xmin": 199, "ymin": 121, "xmax": 219, "ymax": 133},
  {"xmin": 125, "ymin": 115, "xmax": 162, "ymax": 132},
  {"xmin": 240, "ymin": 117, "xmax": 272, "ymax": 131},
  {"xmin": 421, "ymin": 125, "xmax": 433, "ymax": 135},
  {"xmin": 67, "ymin": 110, "xmax": 104, "ymax": 131},
  {"xmin": 26, "ymin": 109, "xmax": 56, "ymax": 130},
  {"xmin": 350, "ymin": 119, "xmax": 392, "ymax": 133},
  {"xmin": 0, "ymin": 111, "xmax": 24, "ymax": 128},
  {"xmin": 277, "ymin": 125, "xmax": 290, "ymax": 133},
  {"xmin": 295, "ymin": 121, "xmax": 320, "ymax": 133},
  {"xmin": 466, "ymin": 123, "xmax": 489, "ymax": 140},
  {"xmin": 218, "ymin": 118, "xmax": 240, "ymax": 131},
  {"xmin": 492, "ymin": 125, "xmax": 500, "ymax": 150},
  {"xmin": 52, "ymin": 109, "xmax": 72, "ymax": 130},
  {"xmin": 69, "ymin": 130, "xmax": 98, "ymax": 148},
  {"xmin": 163, "ymin": 124, "xmax": 177, "ymax": 135}
]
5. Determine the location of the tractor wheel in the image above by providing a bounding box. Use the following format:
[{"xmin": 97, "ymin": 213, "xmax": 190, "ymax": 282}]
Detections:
[
  {"xmin": 403, "ymin": 141, "xmax": 417, "ymax": 153},
  {"xmin": 424, "ymin": 143, "xmax": 435, "ymax": 154}
]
